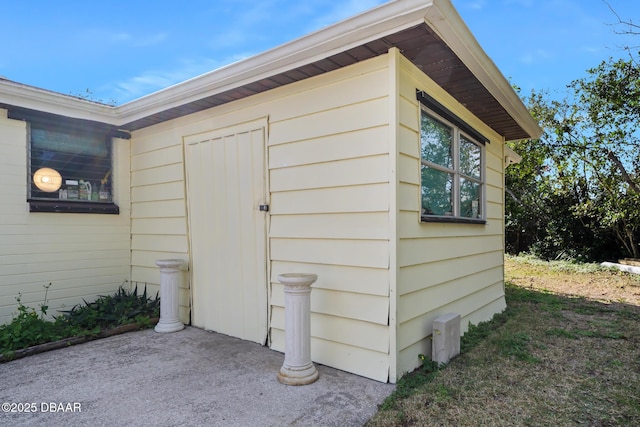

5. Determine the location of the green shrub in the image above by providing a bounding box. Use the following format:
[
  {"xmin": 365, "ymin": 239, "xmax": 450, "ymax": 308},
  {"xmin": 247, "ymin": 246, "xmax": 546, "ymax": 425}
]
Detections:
[
  {"xmin": 0, "ymin": 284, "xmax": 74, "ymax": 355},
  {"xmin": 59, "ymin": 284, "xmax": 159, "ymax": 330},
  {"xmin": 0, "ymin": 283, "xmax": 159, "ymax": 356}
]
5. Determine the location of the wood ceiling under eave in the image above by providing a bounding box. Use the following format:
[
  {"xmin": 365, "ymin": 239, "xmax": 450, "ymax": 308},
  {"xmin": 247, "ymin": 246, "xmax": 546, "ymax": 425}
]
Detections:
[{"xmin": 121, "ymin": 23, "xmax": 529, "ymax": 141}]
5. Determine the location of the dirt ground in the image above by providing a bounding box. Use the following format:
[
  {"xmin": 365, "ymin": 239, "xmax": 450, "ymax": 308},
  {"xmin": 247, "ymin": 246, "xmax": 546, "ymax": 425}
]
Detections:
[
  {"xmin": 505, "ymin": 257, "xmax": 640, "ymax": 306},
  {"xmin": 367, "ymin": 257, "xmax": 640, "ymax": 426}
]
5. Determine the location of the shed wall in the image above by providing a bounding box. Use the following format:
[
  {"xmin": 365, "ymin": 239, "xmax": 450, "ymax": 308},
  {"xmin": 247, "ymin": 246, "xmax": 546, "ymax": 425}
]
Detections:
[
  {"xmin": 395, "ymin": 56, "xmax": 507, "ymax": 375},
  {"xmin": 129, "ymin": 56, "xmax": 393, "ymax": 382},
  {"xmin": 0, "ymin": 109, "xmax": 131, "ymax": 324}
]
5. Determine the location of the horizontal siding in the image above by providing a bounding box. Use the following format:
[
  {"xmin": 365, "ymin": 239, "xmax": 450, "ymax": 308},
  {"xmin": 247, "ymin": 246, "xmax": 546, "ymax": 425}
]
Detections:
[
  {"xmin": 129, "ymin": 115, "xmax": 191, "ymax": 325},
  {"xmin": 398, "ymin": 153, "xmax": 418, "ymax": 184},
  {"xmin": 131, "ymin": 163, "xmax": 184, "ymax": 187},
  {"xmin": 270, "ymin": 184, "xmax": 389, "ymax": 214},
  {"xmin": 398, "ymin": 250, "xmax": 503, "ymax": 295},
  {"xmin": 269, "ymin": 125, "xmax": 388, "ymax": 168},
  {"xmin": 131, "ymin": 235, "xmax": 189, "ymax": 253},
  {"xmin": 131, "ymin": 251, "xmax": 188, "ymax": 270},
  {"xmin": 131, "ymin": 200, "xmax": 186, "ymax": 218},
  {"xmin": 0, "ymin": 255, "xmax": 129, "ymax": 278},
  {"xmin": 398, "ymin": 266, "xmax": 503, "ymax": 324},
  {"xmin": 271, "ymin": 261, "xmax": 388, "ymax": 296},
  {"xmin": 128, "ymin": 55, "xmax": 393, "ymax": 380},
  {"xmin": 131, "ymin": 218, "xmax": 187, "ymax": 235},
  {"xmin": 131, "ymin": 182, "xmax": 185, "ymax": 203},
  {"xmin": 1, "ymin": 283, "xmax": 132, "ymax": 325},
  {"xmin": 0, "ymin": 112, "xmax": 131, "ymax": 325},
  {"xmin": 398, "ymin": 235, "xmax": 503, "ymax": 268},
  {"xmin": 398, "ymin": 182, "xmax": 419, "ymax": 212},
  {"xmin": 269, "ymin": 97, "xmax": 388, "ymax": 145},
  {"xmin": 271, "ymin": 238, "xmax": 389, "ymax": 269},
  {"xmin": 271, "ymin": 309, "xmax": 389, "ymax": 353},
  {"xmin": 130, "ymin": 144, "xmax": 183, "ymax": 170},
  {"xmin": 267, "ymin": 58, "xmax": 391, "ymax": 381},
  {"xmin": 270, "ymin": 212, "xmax": 388, "ymax": 240},
  {"xmin": 394, "ymin": 55, "xmax": 507, "ymax": 377},
  {"xmin": 397, "ymin": 281, "xmax": 506, "ymax": 355},
  {"xmin": 270, "ymin": 329, "xmax": 389, "ymax": 382},
  {"xmin": 270, "ymin": 154, "xmax": 389, "ymax": 192},
  {"xmin": 486, "ymin": 201, "xmax": 504, "ymax": 220},
  {"xmin": 398, "ymin": 338, "xmax": 431, "ymax": 377},
  {"xmin": 0, "ymin": 270, "xmax": 130, "ymax": 302},
  {"xmin": 271, "ymin": 283, "xmax": 388, "ymax": 325},
  {"xmin": 398, "ymin": 211, "xmax": 503, "ymax": 239},
  {"xmin": 266, "ymin": 54, "xmax": 392, "ymax": 384}
]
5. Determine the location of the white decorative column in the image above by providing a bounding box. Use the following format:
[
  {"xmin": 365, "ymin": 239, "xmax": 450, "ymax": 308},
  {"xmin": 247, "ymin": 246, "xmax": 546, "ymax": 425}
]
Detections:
[
  {"xmin": 154, "ymin": 259, "xmax": 185, "ymax": 333},
  {"xmin": 277, "ymin": 273, "xmax": 319, "ymax": 386}
]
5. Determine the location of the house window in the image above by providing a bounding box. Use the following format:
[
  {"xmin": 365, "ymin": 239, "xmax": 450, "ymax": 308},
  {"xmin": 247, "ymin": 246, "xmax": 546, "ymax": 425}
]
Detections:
[
  {"xmin": 418, "ymin": 92, "xmax": 486, "ymax": 223},
  {"xmin": 25, "ymin": 117, "xmax": 119, "ymax": 214}
]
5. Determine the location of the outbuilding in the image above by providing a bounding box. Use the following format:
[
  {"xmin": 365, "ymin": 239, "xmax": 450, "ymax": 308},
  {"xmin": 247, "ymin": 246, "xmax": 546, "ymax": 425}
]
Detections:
[{"xmin": 0, "ymin": 0, "xmax": 541, "ymax": 382}]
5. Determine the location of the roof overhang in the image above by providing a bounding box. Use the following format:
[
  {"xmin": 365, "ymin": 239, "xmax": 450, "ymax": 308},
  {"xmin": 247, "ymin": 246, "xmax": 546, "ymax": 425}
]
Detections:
[{"xmin": 0, "ymin": 0, "xmax": 542, "ymax": 141}]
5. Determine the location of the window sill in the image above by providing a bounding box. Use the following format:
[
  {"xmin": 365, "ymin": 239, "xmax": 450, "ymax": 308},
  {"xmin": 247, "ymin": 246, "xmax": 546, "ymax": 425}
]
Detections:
[
  {"xmin": 28, "ymin": 200, "xmax": 119, "ymax": 214},
  {"xmin": 421, "ymin": 215, "xmax": 486, "ymax": 225}
]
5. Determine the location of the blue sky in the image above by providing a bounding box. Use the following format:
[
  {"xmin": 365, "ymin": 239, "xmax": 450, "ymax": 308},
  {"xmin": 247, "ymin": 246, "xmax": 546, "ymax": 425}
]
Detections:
[{"xmin": 1, "ymin": 0, "xmax": 638, "ymax": 104}]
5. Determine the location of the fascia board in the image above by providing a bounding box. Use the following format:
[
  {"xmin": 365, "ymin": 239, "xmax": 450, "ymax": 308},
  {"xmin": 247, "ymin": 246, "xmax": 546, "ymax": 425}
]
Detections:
[
  {"xmin": 113, "ymin": 0, "xmax": 434, "ymax": 125},
  {"xmin": 425, "ymin": 0, "xmax": 543, "ymax": 140},
  {"xmin": 504, "ymin": 144, "xmax": 523, "ymax": 166},
  {"xmin": 0, "ymin": 79, "xmax": 116, "ymax": 124}
]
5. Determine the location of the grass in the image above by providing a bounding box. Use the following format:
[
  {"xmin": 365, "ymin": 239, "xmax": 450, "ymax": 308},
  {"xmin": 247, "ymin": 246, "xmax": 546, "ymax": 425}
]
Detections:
[{"xmin": 367, "ymin": 256, "xmax": 640, "ymax": 426}]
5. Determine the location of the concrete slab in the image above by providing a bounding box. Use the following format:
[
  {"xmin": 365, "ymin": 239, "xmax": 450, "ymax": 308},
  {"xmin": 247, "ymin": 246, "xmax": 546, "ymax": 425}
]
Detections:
[
  {"xmin": 601, "ymin": 261, "xmax": 640, "ymax": 275},
  {"xmin": 0, "ymin": 327, "xmax": 395, "ymax": 426}
]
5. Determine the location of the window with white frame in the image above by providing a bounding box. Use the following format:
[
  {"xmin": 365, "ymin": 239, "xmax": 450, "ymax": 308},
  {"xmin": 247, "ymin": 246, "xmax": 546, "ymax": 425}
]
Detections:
[{"xmin": 418, "ymin": 91, "xmax": 486, "ymax": 222}]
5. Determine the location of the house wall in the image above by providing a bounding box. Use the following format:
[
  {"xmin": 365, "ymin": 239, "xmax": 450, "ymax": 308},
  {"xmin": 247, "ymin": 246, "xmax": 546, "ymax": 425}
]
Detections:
[
  {"xmin": 129, "ymin": 55, "xmax": 393, "ymax": 382},
  {"xmin": 0, "ymin": 109, "xmax": 131, "ymax": 325},
  {"xmin": 394, "ymin": 55, "xmax": 507, "ymax": 375},
  {"xmin": 129, "ymin": 121, "xmax": 191, "ymax": 323}
]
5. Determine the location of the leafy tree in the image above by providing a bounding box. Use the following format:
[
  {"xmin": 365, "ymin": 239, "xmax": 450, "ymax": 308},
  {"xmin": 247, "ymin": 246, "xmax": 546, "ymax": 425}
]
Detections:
[
  {"xmin": 562, "ymin": 57, "xmax": 640, "ymax": 258},
  {"xmin": 506, "ymin": 56, "xmax": 640, "ymax": 260}
]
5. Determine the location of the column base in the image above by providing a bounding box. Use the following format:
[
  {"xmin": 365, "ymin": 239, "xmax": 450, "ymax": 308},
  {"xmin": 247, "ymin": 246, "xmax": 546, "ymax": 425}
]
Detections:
[
  {"xmin": 154, "ymin": 320, "xmax": 185, "ymax": 333},
  {"xmin": 277, "ymin": 363, "xmax": 319, "ymax": 386}
]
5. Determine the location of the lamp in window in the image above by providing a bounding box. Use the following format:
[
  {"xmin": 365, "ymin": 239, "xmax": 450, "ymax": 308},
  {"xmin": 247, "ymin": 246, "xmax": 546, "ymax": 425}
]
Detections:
[{"xmin": 33, "ymin": 167, "xmax": 62, "ymax": 192}]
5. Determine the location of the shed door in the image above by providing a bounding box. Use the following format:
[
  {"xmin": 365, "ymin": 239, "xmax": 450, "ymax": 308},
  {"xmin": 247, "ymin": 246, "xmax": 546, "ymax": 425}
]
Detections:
[{"xmin": 184, "ymin": 119, "xmax": 268, "ymax": 344}]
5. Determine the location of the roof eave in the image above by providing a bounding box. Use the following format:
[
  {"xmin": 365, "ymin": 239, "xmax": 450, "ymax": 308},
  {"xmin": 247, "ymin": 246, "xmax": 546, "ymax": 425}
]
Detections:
[
  {"xmin": 1, "ymin": 0, "xmax": 541, "ymax": 141},
  {"xmin": 0, "ymin": 78, "xmax": 116, "ymax": 124},
  {"xmin": 113, "ymin": 0, "xmax": 435, "ymax": 125},
  {"xmin": 425, "ymin": 0, "xmax": 543, "ymax": 140}
]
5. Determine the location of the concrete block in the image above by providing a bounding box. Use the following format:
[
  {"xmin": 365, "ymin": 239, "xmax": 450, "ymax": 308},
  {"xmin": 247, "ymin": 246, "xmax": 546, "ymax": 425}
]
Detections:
[{"xmin": 432, "ymin": 313, "xmax": 461, "ymax": 366}]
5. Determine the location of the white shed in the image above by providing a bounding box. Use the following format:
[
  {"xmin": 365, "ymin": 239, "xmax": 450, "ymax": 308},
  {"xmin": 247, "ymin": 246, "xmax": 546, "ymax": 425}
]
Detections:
[{"xmin": 0, "ymin": 0, "xmax": 541, "ymax": 383}]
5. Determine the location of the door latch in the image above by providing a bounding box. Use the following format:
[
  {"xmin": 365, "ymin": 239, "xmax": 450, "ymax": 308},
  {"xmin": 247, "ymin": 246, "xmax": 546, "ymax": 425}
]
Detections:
[{"xmin": 259, "ymin": 204, "xmax": 269, "ymax": 212}]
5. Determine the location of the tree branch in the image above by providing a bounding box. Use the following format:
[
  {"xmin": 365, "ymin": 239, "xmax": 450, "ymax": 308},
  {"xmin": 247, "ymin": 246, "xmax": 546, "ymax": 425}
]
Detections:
[
  {"xmin": 607, "ymin": 150, "xmax": 640, "ymax": 194},
  {"xmin": 604, "ymin": 0, "xmax": 640, "ymax": 33},
  {"xmin": 505, "ymin": 187, "xmax": 522, "ymax": 204}
]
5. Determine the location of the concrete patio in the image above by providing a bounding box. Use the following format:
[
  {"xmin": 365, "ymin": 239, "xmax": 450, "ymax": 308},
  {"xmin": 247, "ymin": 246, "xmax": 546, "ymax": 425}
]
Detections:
[{"xmin": 0, "ymin": 326, "xmax": 395, "ymax": 426}]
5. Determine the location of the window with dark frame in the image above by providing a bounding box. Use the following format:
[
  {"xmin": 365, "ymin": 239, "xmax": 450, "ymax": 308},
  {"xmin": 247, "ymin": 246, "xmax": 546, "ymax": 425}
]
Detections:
[
  {"xmin": 16, "ymin": 111, "xmax": 122, "ymax": 214},
  {"xmin": 418, "ymin": 91, "xmax": 486, "ymax": 223}
]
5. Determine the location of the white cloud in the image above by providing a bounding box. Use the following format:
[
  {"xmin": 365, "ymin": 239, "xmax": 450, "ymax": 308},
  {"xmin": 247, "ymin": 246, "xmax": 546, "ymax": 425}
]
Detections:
[
  {"xmin": 504, "ymin": 0, "xmax": 534, "ymax": 7},
  {"xmin": 205, "ymin": 0, "xmax": 282, "ymax": 49},
  {"xmin": 519, "ymin": 48, "xmax": 551, "ymax": 64},
  {"xmin": 133, "ymin": 33, "xmax": 168, "ymax": 48},
  {"xmin": 109, "ymin": 32, "xmax": 132, "ymax": 43},
  {"xmin": 105, "ymin": 53, "xmax": 254, "ymax": 103},
  {"xmin": 210, "ymin": 29, "xmax": 253, "ymax": 49},
  {"xmin": 580, "ymin": 45, "xmax": 601, "ymax": 54},
  {"xmin": 82, "ymin": 29, "xmax": 167, "ymax": 48},
  {"xmin": 310, "ymin": 0, "xmax": 387, "ymax": 29},
  {"xmin": 519, "ymin": 53, "xmax": 534, "ymax": 65},
  {"xmin": 454, "ymin": 0, "xmax": 485, "ymax": 10}
]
